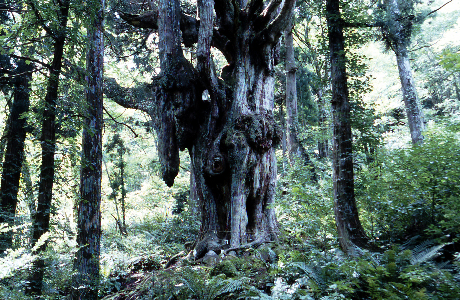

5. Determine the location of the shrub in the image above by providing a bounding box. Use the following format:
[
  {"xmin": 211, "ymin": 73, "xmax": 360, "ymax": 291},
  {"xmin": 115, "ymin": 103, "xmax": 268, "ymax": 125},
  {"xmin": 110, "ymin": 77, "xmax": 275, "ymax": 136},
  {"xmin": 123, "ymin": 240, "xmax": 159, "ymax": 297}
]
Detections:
[{"xmin": 356, "ymin": 122, "xmax": 460, "ymax": 243}]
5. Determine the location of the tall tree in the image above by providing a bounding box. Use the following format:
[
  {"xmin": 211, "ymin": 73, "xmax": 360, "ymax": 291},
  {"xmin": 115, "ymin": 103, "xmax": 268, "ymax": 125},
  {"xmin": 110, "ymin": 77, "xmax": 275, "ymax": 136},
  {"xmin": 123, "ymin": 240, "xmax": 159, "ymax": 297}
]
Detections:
[
  {"xmin": 285, "ymin": 18, "xmax": 300, "ymax": 163},
  {"xmin": 0, "ymin": 0, "xmax": 14, "ymax": 170},
  {"xmin": 26, "ymin": 0, "xmax": 70, "ymax": 295},
  {"xmin": 111, "ymin": 0, "xmax": 295, "ymax": 257},
  {"xmin": 381, "ymin": 0, "xmax": 425, "ymax": 144},
  {"xmin": 294, "ymin": 1, "xmax": 330, "ymax": 159},
  {"xmin": 71, "ymin": 0, "xmax": 104, "ymax": 298},
  {"xmin": 0, "ymin": 59, "xmax": 33, "ymax": 255},
  {"xmin": 326, "ymin": 0, "xmax": 370, "ymax": 255},
  {"xmin": 284, "ymin": 17, "xmax": 317, "ymax": 181}
]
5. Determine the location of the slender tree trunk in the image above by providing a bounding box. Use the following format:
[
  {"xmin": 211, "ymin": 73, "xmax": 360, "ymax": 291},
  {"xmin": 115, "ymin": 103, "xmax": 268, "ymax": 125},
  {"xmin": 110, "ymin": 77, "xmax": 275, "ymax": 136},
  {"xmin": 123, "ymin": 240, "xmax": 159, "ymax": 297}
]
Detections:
[
  {"xmin": 0, "ymin": 60, "xmax": 32, "ymax": 255},
  {"xmin": 284, "ymin": 20, "xmax": 317, "ymax": 182},
  {"xmin": 394, "ymin": 44, "xmax": 424, "ymax": 144},
  {"xmin": 0, "ymin": 118, "xmax": 9, "ymax": 164},
  {"xmin": 120, "ymin": 151, "xmax": 126, "ymax": 231},
  {"xmin": 285, "ymin": 21, "xmax": 301, "ymax": 163},
  {"xmin": 72, "ymin": 0, "xmax": 104, "ymax": 298},
  {"xmin": 316, "ymin": 89, "xmax": 329, "ymax": 158},
  {"xmin": 385, "ymin": 0, "xmax": 424, "ymax": 144},
  {"xmin": 303, "ymin": 21, "xmax": 329, "ymax": 159},
  {"xmin": 280, "ymin": 99, "xmax": 287, "ymax": 173},
  {"xmin": 326, "ymin": 0, "xmax": 370, "ymax": 255},
  {"xmin": 25, "ymin": 1, "xmax": 70, "ymax": 296}
]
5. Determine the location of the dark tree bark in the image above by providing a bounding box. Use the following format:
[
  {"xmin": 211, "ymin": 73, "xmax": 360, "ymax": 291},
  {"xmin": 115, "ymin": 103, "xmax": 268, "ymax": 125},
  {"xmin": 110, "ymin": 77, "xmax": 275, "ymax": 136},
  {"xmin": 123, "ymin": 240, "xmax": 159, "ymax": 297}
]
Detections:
[
  {"xmin": 284, "ymin": 18, "xmax": 317, "ymax": 182},
  {"xmin": 25, "ymin": 0, "xmax": 70, "ymax": 295},
  {"xmin": 0, "ymin": 59, "xmax": 33, "ymax": 255},
  {"xmin": 326, "ymin": 0, "xmax": 370, "ymax": 255},
  {"xmin": 382, "ymin": 0, "xmax": 424, "ymax": 144},
  {"xmin": 115, "ymin": 0, "xmax": 295, "ymax": 257},
  {"xmin": 0, "ymin": 0, "xmax": 14, "ymax": 167},
  {"xmin": 71, "ymin": 0, "xmax": 104, "ymax": 298}
]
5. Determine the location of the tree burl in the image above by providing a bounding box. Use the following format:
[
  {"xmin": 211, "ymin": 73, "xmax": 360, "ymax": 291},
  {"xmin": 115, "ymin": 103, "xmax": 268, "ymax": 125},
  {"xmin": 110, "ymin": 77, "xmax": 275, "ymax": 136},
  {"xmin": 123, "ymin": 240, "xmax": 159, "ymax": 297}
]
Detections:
[{"xmin": 112, "ymin": 0, "xmax": 295, "ymax": 258}]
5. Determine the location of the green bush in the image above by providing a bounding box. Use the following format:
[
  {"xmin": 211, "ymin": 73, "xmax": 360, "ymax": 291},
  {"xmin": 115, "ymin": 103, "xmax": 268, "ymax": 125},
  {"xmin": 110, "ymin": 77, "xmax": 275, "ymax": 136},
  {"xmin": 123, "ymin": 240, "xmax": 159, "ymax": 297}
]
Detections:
[
  {"xmin": 276, "ymin": 158, "xmax": 337, "ymax": 249},
  {"xmin": 356, "ymin": 122, "xmax": 460, "ymax": 243}
]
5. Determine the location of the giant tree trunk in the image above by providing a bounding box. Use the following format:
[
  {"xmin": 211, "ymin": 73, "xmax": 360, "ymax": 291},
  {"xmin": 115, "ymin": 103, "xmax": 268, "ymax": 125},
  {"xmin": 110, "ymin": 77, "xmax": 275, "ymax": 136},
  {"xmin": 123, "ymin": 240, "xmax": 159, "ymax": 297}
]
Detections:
[
  {"xmin": 0, "ymin": 59, "xmax": 32, "ymax": 255},
  {"xmin": 25, "ymin": 1, "xmax": 70, "ymax": 295},
  {"xmin": 326, "ymin": 0, "xmax": 370, "ymax": 255},
  {"xmin": 117, "ymin": 0, "xmax": 295, "ymax": 257},
  {"xmin": 72, "ymin": 0, "xmax": 104, "ymax": 298},
  {"xmin": 384, "ymin": 0, "xmax": 424, "ymax": 144}
]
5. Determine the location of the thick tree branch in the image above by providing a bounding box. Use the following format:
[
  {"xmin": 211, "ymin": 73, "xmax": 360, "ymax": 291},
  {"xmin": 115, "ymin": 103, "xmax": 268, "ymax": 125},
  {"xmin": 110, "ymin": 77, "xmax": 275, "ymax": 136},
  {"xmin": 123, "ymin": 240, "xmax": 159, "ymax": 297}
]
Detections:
[
  {"xmin": 119, "ymin": 8, "xmax": 230, "ymax": 59},
  {"xmin": 119, "ymin": 10, "xmax": 201, "ymax": 47},
  {"xmin": 118, "ymin": 11, "xmax": 158, "ymax": 29},
  {"xmin": 256, "ymin": 0, "xmax": 296, "ymax": 45},
  {"xmin": 62, "ymin": 59, "xmax": 151, "ymax": 113},
  {"xmin": 247, "ymin": 0, "xmax": 264, "ymax": 18},
  {"xmin": 197, "ymin": 0, "xmax": 216, "ymax": 86},
  {"xmin": 266, "ymin": 0, "xmax": 296, "ymax": 38},
  {"xmin": 214, "ymin": 0, "xmax": 234, "ymax": 36},
  {"xmin": 103, "ymin": 77, "xmax": 151, "ymax": 112},
  {"xmin": 260, "ymin": 0, "xmax": 283, "ymax": 24}
]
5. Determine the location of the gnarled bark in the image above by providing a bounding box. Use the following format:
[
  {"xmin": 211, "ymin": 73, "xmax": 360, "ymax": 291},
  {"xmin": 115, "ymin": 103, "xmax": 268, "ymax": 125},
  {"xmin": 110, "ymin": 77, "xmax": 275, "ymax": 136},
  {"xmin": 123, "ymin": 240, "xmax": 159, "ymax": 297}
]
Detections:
[{"xmin": 114, "ymin": 0, "xmax": 295, "ymax": 257}]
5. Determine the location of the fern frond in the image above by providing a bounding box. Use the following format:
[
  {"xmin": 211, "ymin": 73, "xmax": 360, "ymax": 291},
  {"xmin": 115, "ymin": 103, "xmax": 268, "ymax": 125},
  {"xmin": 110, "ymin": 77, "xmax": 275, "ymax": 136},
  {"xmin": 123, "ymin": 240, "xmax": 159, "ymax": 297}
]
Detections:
[
  {"xmin": 179, "ymin": 267, "xmax": 207, "ymax": 298},
  {"xmin": 180, "ymin": 267, "xmax": 248, "ymax": 300},
  {"xmin": 410, "ymin": 243, "xmax": 446, "ymax": 265},
  {"xmin": 289, "ymin": 262, "xmax": 325, "ymax": 288},
  {"xmin": 400, "ymin": 235, "xmax": 421, "ymax": 250},
  {"xmin": 411, "ymin": 239, "xmax": 435, "ymax": 254},
  {"xmin": 209, "ymin": 277, "xmax": 248, "ymax": 299}
]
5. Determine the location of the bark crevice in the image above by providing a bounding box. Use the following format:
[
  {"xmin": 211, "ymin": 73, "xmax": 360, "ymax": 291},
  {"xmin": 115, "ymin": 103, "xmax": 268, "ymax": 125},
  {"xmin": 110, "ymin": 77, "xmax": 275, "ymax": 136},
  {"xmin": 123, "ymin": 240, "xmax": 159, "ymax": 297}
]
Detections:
[{"xmin": 116, "ymin": 0, "xmax": 295, "ymax": 255}]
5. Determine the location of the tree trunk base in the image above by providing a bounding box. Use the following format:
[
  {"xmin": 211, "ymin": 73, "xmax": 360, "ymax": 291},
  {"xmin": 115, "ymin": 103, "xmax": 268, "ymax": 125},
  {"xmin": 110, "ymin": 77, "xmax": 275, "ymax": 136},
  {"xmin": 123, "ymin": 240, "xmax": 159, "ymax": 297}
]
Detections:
[{"xmin": 192, "ymin": 231, "xmax": 276, "ymax": 260}]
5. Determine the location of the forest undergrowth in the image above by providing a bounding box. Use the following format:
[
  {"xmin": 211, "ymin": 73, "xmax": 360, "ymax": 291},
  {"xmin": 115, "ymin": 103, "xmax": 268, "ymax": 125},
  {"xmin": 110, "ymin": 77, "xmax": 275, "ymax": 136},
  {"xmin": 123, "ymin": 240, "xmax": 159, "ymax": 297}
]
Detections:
[{"xmin": 1, "ymin": 122, "xmax": 459, "ymax": 299}]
